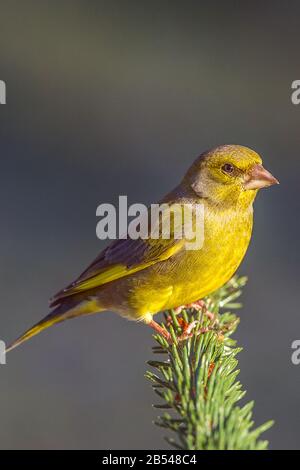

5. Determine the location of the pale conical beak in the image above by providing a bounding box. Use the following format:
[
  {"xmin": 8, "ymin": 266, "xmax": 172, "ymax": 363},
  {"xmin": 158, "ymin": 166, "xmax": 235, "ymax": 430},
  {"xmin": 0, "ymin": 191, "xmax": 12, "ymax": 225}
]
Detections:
[{"xmin": 243, "ymin": 164, "xmax": 279, "ymax": 190}]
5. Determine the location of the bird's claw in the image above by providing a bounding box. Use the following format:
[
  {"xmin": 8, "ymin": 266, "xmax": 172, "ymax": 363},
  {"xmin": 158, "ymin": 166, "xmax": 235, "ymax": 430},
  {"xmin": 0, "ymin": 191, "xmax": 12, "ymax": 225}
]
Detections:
[
  {"xmin": 174, "ymin": 300, "xmax": 218, "ymax": 326},
  {"xmin": 148, "ymin": 309, "xmax": 214, "ymax": 345}
]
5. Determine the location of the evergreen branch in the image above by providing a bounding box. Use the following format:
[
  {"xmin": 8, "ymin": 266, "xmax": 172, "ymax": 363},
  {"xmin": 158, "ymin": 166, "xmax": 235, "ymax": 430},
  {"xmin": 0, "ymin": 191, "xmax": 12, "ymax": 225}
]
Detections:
[{"xmin": 146, "ymin": 276, "xmax": 273, "ymax": 450}]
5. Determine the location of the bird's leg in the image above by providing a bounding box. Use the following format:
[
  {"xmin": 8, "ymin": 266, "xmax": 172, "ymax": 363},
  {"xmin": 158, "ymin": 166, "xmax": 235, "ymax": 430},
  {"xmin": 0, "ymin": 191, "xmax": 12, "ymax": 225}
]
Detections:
[{"xmin": 146, "ymin": 319, "xmax": 171, "ymax": 342}]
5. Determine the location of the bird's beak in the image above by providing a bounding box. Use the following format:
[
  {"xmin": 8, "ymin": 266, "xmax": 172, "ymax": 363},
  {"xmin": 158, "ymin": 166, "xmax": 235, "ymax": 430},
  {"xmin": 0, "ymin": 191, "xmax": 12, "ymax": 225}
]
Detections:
[{"xmin": 243, "ymin": 164, "xmax": 279, "ymax": 190}]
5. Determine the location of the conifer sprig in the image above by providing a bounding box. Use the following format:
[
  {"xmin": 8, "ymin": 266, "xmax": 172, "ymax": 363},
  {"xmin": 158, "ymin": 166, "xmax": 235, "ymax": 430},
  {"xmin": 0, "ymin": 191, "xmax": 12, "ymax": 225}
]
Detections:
[{"xmin": 146, "ymin": 276, "xmax": 273, "ymax": 450}]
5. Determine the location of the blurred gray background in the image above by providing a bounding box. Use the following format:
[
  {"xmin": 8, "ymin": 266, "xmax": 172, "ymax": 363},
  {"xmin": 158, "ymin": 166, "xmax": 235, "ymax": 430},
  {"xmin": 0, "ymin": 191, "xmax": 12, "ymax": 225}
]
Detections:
[{"xmin": 0, "ymin": 0, "xmax": 299, "ymax": 449}]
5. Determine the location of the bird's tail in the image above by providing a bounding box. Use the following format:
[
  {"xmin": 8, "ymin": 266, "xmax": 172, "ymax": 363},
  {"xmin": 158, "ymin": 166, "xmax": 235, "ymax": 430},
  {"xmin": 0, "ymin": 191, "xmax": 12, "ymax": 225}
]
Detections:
[{"xmin": 6, "ymin": 297, "xmax": 103, "ymax": 353}]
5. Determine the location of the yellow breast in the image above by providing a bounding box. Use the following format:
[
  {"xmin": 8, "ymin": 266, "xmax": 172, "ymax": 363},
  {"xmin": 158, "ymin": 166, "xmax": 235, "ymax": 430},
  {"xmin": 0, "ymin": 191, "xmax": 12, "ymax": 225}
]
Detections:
[{"xmin": 127, "ymin": 202, "xmax": 253, "ymax": 317}]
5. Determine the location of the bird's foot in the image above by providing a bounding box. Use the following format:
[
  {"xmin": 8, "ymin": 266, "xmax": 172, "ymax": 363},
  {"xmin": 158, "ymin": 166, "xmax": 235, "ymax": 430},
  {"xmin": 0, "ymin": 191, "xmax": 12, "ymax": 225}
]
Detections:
[
  {"xmin": 147, "ymin": 306, "xmax": 217, "ymax": 344},
  {"xmin": 176, "ymin": 320, "xmax": 209, "ymax": 342},
  {"xmin": 147, "ymin": 318, "xmax": 209, "ymax": 344},
  {"xmin": 174, "ymin": 300, "xmax": 218, "ymax": 326}
]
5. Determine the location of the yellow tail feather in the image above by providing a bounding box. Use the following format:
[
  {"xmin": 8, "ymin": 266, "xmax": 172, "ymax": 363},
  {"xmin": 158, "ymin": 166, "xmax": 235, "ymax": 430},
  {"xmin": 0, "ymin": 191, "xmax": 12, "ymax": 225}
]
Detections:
[{"xmin": 6, "ymin": 298, "xmax": 103, "ymax": 353}]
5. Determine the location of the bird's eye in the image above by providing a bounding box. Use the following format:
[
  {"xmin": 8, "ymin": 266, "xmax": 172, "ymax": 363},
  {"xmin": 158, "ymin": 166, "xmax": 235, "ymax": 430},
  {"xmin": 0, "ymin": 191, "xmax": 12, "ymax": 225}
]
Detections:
[{"xmin": 222, "ymin": 163, "xmax": 235, "ymax": 175}]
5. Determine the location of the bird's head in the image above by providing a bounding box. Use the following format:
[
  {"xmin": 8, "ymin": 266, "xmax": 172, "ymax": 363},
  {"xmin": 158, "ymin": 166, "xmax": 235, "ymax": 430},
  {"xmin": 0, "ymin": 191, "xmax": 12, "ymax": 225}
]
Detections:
[{"xmin": 183, "ymin": 144, "xmax": 279, "ymax": 208}]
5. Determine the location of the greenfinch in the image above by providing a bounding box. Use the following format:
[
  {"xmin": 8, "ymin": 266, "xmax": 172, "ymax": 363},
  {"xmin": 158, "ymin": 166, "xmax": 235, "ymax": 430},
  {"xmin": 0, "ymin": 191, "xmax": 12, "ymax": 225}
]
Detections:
[{"xmin": 7, "ymin": 144, "xmax": 278, "ymax": 351}]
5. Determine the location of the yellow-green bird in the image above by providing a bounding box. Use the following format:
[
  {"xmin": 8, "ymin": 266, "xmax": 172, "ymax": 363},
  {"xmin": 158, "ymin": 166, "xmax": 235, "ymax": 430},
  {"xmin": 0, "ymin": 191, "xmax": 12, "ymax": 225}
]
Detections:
[{"xmin": 7, "ymin": 144, "xmax": 278, "ymax": 351}]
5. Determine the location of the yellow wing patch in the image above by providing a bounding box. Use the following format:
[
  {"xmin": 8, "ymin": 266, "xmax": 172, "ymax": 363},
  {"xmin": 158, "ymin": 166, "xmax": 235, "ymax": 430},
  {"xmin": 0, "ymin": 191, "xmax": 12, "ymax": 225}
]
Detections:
[{"xmin": 53, "ymin": 239, "xmax": 184, "ymax": 303}]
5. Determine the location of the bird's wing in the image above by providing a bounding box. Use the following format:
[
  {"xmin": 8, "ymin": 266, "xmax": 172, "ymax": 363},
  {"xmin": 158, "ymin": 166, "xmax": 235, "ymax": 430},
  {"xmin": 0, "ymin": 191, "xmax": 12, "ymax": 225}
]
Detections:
[{"xmin": 50, "ymin": 210, "xmax": 185, "ymax": 306}]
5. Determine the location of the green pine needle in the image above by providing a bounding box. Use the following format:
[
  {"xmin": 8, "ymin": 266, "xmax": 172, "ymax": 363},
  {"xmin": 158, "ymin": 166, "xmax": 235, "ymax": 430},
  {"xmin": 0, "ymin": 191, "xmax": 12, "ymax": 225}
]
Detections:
[{"xmin": 146, "ymin": 275, "xmax": 274, "ymax": 450}]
